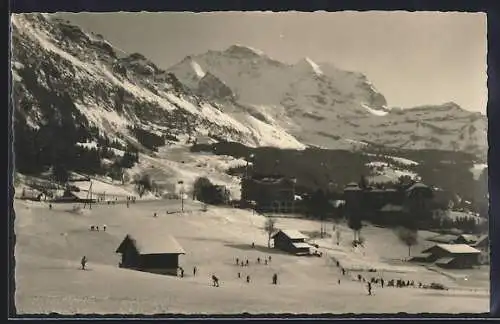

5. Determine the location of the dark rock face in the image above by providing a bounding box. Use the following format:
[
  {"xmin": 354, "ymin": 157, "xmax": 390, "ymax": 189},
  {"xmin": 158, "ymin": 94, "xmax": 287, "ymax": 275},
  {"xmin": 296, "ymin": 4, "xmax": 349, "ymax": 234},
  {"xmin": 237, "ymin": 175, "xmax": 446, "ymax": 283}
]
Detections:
[{"xmin": 197, "ymin": 72, "xmax": 235, "ymax": 100}]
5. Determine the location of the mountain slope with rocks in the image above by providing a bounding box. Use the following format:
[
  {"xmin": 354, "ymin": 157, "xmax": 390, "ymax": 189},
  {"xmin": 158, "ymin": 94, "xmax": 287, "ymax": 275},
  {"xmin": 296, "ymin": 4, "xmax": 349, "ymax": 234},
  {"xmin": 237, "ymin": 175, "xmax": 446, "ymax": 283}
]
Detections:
[{"xmin": 11, "ymin": 13, "xmax": 305, "ymax": 156}]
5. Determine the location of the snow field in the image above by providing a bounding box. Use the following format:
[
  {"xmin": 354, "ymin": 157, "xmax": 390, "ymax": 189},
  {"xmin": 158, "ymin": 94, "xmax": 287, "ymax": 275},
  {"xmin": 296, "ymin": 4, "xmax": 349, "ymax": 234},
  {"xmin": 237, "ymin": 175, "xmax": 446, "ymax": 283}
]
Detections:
[{"xmin": 14, "ymin": 198, "xmax": 488, "ymax": 314}]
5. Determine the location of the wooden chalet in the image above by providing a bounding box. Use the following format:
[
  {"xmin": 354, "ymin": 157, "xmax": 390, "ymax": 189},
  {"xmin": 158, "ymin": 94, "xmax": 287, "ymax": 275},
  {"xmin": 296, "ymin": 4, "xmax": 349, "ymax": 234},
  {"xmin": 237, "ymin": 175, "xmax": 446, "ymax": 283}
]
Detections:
[
  {"xmin": 115, "ymin": 233, "xmax": 186, "ymax": 275},
  {"xmin": 411, "ymin": 244, "xmax": 481, "ymax": 269},
  {"xmin": 271, "ymin": 229, "xmax": 311, "ymax": 255}
]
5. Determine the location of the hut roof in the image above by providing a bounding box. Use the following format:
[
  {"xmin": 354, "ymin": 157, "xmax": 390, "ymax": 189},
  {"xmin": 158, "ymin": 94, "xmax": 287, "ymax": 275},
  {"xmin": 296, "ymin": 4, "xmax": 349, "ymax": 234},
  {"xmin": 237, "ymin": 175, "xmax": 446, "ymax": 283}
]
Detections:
[
  {"xmin": 272, "ymin": 229, "xmax": 308, "ymax": 240},
  {"xmin": 457, "ymin": 234, "xmax": 480, "ymax": 243},
  {"xmin": 427, "ymin": 234, "xmax": 458, "ymax": 244},
  {"xmin": 117, "ymin": 233, "xmax": 186, "ymax": 255},
  {"xmin": 423, "ymin": 244, "xmax": 481, "ymax": 255}
]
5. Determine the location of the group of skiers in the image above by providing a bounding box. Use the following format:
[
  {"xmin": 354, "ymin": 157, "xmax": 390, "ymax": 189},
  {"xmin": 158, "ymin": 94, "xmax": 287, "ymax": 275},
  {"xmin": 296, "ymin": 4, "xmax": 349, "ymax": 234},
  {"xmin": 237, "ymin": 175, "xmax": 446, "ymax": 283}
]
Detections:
[
  {"xmin": 177, "ymin": 266, "xmax": 198, "ymax": 278},
  {"xmin": 235, "ymin": 255, "xmax": 272, "ymax": 267},
  {"xmin": 89, "ymin": 224, "xmax": 106, "ymax": 231}
]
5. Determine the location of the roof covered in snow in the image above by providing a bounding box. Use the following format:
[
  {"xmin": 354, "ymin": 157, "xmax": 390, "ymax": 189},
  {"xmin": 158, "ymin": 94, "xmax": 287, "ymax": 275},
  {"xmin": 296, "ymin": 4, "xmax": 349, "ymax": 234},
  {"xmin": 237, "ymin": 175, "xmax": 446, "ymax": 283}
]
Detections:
[
  {"xmin": 117, "ymin": 233, "xmax": 186, "ymax": 255},
  {"xmin": 427, "ymin": 234, "xmax": 458, "ymax": 244},
  {"xmin": 423, "ymin": 244, "xmax": 481, "ymax": 255},
  {"xmin": 272, "ymin": 229, "xmax": 308, "ymax": 240}
]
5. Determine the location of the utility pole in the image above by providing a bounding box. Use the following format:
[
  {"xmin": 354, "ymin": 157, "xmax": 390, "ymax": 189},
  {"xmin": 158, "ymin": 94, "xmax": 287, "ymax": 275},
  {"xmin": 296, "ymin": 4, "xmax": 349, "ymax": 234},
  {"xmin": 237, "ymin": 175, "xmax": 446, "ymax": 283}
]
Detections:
[{"xmin": 291, "ymin": 177, "xmax": 297, "ymax": 215}]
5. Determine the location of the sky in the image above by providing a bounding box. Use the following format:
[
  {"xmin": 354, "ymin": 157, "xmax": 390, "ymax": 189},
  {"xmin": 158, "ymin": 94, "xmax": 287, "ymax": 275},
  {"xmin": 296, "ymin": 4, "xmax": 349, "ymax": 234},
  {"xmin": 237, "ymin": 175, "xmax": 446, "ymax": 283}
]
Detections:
[{"xmin": 58, "ymin": 11, "xmax": 487, "ymax": 113}]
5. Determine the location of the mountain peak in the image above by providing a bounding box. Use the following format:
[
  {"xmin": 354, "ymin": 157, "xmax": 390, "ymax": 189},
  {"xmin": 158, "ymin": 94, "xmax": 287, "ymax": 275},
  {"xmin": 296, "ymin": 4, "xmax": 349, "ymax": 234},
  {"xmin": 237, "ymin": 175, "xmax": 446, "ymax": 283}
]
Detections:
[
  {"xmin": 224, "ymin": 44, "xmax": 265, "ymax": 57},
  {"xmin": 295, "ymin": 57, "xmax": 324, "ymax": 76}
]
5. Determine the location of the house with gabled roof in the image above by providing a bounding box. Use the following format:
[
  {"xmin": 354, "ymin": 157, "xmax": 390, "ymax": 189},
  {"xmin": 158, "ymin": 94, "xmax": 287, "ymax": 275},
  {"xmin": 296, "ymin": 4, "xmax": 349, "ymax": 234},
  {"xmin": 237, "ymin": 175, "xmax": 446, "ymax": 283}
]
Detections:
[
  {"xmin": 415, "ymin": 243, "xmax": 481, "ymax": 269},
  {"xmin": 116, "ymin": 233, "xmax": 185, "ymax": 275},
  {"xmin": 271, "ymin": 229, "xmax": 312, "ymax": 256}
]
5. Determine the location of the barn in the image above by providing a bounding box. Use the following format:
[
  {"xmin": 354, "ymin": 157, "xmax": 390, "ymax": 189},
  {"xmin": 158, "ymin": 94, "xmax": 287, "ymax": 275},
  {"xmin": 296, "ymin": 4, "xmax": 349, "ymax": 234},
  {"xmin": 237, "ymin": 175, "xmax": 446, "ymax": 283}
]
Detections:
[
  {"xmin": 420, "ymin": 244, "xmax": 481, "ymax": 269},
  {"xmin": 271, "ymin": 229, "xmax": 311, "ymax": 256},
  {"xmin": 115, "ymin": 233, "xmax": 186, "ymax": 275}
]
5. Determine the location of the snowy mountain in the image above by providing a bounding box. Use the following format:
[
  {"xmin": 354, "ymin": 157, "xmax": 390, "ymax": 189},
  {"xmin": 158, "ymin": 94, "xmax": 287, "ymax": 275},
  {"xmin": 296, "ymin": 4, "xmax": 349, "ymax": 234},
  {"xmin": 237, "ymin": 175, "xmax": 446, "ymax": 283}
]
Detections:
[
  {"xmin": 11, "ymin": 13, "xmax": 487, "ymax": 173},
  {"xmin": 168, "ymin": 45, "xmax": 487, "ymax": 159},
  {"xmin": 11, "ymin": 14, "xmax": 305, "ymax": 152}
]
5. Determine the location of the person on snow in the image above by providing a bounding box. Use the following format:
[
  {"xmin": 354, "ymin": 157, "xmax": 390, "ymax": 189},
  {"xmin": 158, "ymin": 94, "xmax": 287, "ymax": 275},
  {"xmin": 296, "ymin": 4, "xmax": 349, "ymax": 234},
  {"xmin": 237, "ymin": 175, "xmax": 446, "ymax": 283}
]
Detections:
[
  {"xmin": 246, "ymin": 275, "xmax": 251, "ymax": 283},
  {"xmin": 193, "ymin": 266, "xmax": 197, "ymax": 276},
  {"xmin": 81, "ymin": 256, "xmax": 88, "ymax": 270},
  {"xmin": 272, "ymin": 273, "xmax": 278, "ymax": 285},
  {"xmin": 212, "ymin": 275, "xmax": 219, "ymax": 287},
  {"xmin": 257, "ymin": 257, "xmax": 261, "ymax": 264},
  {"xmin": 367, "ymin": 282, "xmax": 373, "ymax": 296}
]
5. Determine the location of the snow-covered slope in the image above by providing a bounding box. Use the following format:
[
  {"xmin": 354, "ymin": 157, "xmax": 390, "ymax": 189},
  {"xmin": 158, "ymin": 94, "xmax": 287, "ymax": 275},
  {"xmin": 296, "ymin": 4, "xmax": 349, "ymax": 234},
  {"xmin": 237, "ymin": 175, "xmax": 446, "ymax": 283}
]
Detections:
[
  {"xmin": 168, "ymin": 45, "xmax": 487, "ymax": 159},
  {"xmin": 10, "ymin": 14, "xmax": 305, "ymax": 151}
]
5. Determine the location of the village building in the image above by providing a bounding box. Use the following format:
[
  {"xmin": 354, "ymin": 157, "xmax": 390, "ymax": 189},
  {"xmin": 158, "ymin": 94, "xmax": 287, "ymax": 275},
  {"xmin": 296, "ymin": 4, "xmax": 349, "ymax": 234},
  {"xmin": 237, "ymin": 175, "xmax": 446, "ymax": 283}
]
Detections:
[
  {"xmin": 472, "ymin": 235, "xmax": 489, "ymax": 264},
  {"xmin": 411, "ymin": 243, "xmax": 481, "ymax": 269},
  {"xmin": 454, "ymin": 234, "xmax": 481, "ymax": 245},
  {"xmin": 376, "ymin": 203, "xmax": 405, "ymax": 225},
  {"xmin": 20, "ymin": 187, "xmax": 46, "ymax": 201},
  {"xmin": 427, "ymin": 234, "xmax": 459, "ymax": 244},
  {"xmin": 53, "ymin": 190, "xmax": 97, "ymax": 203},
  {"xmin": 115, "ymin": 233, "xmax": 185, "ymax": 275},
  {"xmin": 241, "ymin": 175, "xmax": 296, "ymax": 213},
  {"xmin": 271, "ymin": 229, "xmax": 312, "ymax": 255}
]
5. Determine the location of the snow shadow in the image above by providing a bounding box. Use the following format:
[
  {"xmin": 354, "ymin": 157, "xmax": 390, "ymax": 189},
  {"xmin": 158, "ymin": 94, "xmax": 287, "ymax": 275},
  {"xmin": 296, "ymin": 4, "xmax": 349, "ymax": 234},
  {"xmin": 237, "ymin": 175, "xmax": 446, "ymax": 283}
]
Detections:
[{"xmin": 223, "ymin": 243, "xmax": 291, "ymax": 256}]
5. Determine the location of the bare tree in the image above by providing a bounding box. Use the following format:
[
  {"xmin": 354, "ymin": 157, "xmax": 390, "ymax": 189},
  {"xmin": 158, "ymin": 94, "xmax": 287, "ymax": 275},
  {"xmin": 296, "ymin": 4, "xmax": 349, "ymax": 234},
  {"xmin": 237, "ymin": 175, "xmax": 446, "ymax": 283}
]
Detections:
[
  {"xmin": 396, "ymin": 227, "xmax": 418, "ymax": 257},
  {"xmin": 263, "ymin": 217, "xmax": 277, "ymax": 248}
]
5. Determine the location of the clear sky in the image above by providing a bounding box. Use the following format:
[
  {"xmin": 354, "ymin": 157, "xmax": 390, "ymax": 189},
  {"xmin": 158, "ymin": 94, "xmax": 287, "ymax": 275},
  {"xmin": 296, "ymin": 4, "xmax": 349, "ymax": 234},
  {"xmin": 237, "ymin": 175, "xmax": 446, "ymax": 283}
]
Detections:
[{"xmin": 57, "ymin": 11, "xmax": 487, "ymax": 113}]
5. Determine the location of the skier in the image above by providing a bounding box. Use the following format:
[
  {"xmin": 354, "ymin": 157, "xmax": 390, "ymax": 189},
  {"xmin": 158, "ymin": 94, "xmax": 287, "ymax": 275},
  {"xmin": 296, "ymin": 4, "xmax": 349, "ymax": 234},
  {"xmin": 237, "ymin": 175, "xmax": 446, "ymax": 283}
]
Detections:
[
  {"xmin": 193, "ymin": 266, "xmax": 197, "ymax": 276},
  {"xmin": 246, "ymin": 275, "xmax": 251, "ymax": 283},
  {"xmin": 245, "ymin": 259, "xmax": 249, "ymax": 266},
  {"xmin": 81, "ymin": 256, "xmax": 88, "ymax": 270},
  {"xmin": 264, "ymin": 259, "xmax": 268, "ymax": 265},
  {"xmin": 381, "ymin": 278, "xmax": 385, "ymax": 288},
  {"xmin": 236, "ymin": 257, "xmax": 239, "ymax": 265},
  {"xmin": 367, "ymin": 282, "xmax": 372, "ymax": 296},
  {"xmin": 49, "ymin": 203, "xmax": 52, "ymax": 210},
  {"xmin": 257, "ymin": 257, "xmax": 261, "ymax": 264},
  {"xmin": 338, "ymin": 279, "xmax": 341, "ymax": 285},
  {"xmin": 252, "ymin": 242, "xmax": 255, "ymax": 248},
  {"xmin": 103, "ymin": 224, "xmax": 107, "ymax": 232},
  {"xmin": 212, "ymin": 275, "xmax": 219, "ymax": 287},
  {"xmin": 272, "ymin": 273, "xmax": 278, "ymax": 285},
  {"xmin": 237, "ymin": 272, "xmax": 241, "ymax": 278}
]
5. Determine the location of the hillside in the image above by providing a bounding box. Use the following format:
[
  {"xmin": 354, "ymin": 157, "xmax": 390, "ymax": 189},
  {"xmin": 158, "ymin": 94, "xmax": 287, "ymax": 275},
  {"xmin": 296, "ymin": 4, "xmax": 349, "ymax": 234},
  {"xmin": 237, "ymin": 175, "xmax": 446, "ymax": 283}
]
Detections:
[
  {"xmin": 168, "ymin": 46, "xmax": 487, "ymax": 159},
  {"xmin": 11, "ymin": 14, "xmax": 305, "ymax": 168}
]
